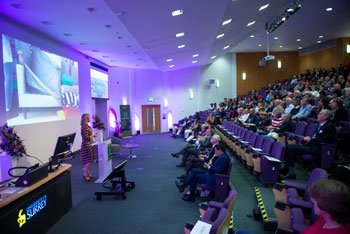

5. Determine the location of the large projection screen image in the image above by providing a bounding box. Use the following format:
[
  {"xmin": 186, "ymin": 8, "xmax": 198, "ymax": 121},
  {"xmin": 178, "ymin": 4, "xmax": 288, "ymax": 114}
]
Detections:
[
  {"xmin": 90, "ymin": 68, "xmax": 109, "ymax": 99},
  {"xmin": 2, "ymin": 34, "xmax": 79, "ymax": 126}
]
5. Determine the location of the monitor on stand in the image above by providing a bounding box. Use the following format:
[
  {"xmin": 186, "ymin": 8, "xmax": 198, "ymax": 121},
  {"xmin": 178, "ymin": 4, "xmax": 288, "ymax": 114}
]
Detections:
[{"xmin": 49, "ymin": 133, "xmax": 76, "ymax": 172}]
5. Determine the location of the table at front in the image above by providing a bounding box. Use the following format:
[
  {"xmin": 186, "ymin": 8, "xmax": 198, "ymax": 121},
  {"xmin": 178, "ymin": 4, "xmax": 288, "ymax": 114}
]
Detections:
[
  {"xmin": 0, "ymin": 164, "xmax": 72, "ymax": 233},
  {"xmin": 121, "ymin": 143, "xmax": 140, "ymax": 158}
]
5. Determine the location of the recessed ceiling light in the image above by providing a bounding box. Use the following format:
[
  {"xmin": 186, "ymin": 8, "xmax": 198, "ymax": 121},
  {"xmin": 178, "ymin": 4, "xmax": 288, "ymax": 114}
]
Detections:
[
  {"xmin": 287, "ymin": 8, "xmax": 294, "ymax": 12},
  {"xmin": 274, "ymin": 37, "xmax": 279, "ymax": 40},
  {"xmin": 259, "ymin": 4, "xmax": 269, "ymax": 11},
  {"xmin": 296, "ymin": 38, "xmax": 301, "ymax": 42},
  {"xmin": 222, "ymin": 19, "xmax": 232, "ymax": 25},
  {"xmin": 258, "ymin": 44, "xmax": 262, "ymax": 47},
  {"xmin": 250, "ymin": 35, "xmax": 255, "ymax": 38},
  {"xmin": 178, "ymin": 44, "xmax": 185, "ymax": 48},
  {"xmin": 223, "ymin": 45, "xmax": 230, "ymax": 50},
  {"xmin": 317, "ymin": 41, "xmax": 322, "ymax": 43},
  {"xmin": 192, "ymin": 60, "xmax": 197, "ymax": 64},
  {"xmin": 298, "ymin": 47, "xmax": 303, "ymax": 50},
  {"xmin": 279, "ymin": 45, "xmax": 283, "ymax": 48},
  {"xmin": 41, "ymin": 21, "xmax": 54, "ymax": 25},
  {"xmin": 211, "ymin": 56, "xmax": 216, "ymax": 59},
  {"xmin": 169, "ymin": 65, "xmax": 175, "ymax": 68},
  {"xmin": 217, "ymin": 33, "xmax": 224, "ymax": 39},
  {"xmin": 193, "ymin": 54, "xmax": 198, "ymax": 57},
  {"xmin": 10, "ymin": 3, "xmax": 24, "ymax": 9},
  {"xmin": 247, "ymin": 21, "xmax": 256, "ymax": 27},
  {"xmin": 318, "ymin": 35, "xmax": 324, "ymax": 38},
  {"xmin": 172, "ymin": 9, "xmax": 183, "ymax": 16},
  {"xmin": 282, "ymin": 17, "xmax": 286, "ymax": 21},
  {"xmin": 326, "ymin": 8, "xmax": 332, "ymax": 11},
  {"xmin": 166, "ymin": 58, "xmax": 173, "ymax": 62},
  {"xmin": 87, "ymin": 7, "xmax": 96, "ymax": 13},
  {"xmin": 176, "ymin": 32, "xmax": 185, "ymax": 38}
]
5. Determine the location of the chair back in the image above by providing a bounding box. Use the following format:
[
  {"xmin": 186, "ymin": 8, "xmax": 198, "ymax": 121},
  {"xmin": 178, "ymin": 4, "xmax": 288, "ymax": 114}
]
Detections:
[
  {"xmin": 210, "ymin": 208, "xmax": 230, "ymax": 234},
  {"xmin": 255, "ymin": 135, "xmax": 265, "ymax": 148},
  {"xmin": 294, "ymin": 122, "xmax": 307, "ymax": 135},
  {"xmin": 224, "ymin": 189, "xmax": 237, "ymax": 216},
  {"xmin": 270, "ymin": 142, "xmax": 285, "ymax": 160},
  {"xmin": 305, "ymin": 123, "xmax": 318, "ymax": 137},
  {"xmin": 249, "ymin": 133, "xmax": 258, "ymax": 146},
  {"xmin": 261, "ymin": 137, "xmax": 274, "ymax": 154},
  {"xmin": 304, "ymin": 168, "xmax": 328, "ymax": 201}
]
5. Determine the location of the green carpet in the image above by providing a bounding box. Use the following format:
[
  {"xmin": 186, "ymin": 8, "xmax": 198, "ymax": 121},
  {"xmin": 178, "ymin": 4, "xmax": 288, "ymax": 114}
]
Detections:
[{"xmin": 47, "ymin": 133, "xmax": 308, "ymax": 234}]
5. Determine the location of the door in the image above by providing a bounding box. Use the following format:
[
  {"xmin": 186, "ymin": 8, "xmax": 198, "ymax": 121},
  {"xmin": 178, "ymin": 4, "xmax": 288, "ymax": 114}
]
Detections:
[{"xmin": 141, "ymin": 105, "xmax": 161, "ymax": 133}]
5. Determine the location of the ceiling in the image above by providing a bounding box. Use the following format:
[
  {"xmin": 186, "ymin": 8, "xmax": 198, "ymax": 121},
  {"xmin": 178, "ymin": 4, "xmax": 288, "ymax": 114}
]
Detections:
[{"xmin": 0, "ymin": 0, "xmax": 349, "ymax": 71}]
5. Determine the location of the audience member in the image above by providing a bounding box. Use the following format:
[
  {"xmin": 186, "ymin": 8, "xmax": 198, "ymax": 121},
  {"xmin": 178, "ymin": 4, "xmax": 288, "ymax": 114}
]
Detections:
[
  {"xmin": 302, "ymin": 179, "xmax": 350, "ymax": 234},
  {"xmin": 175, "ymin": 143, "xmax": 230, "ymax": 202},
  {"xmin": 280, "ymin": 109, "xmax": 336, "ymax": 179}
]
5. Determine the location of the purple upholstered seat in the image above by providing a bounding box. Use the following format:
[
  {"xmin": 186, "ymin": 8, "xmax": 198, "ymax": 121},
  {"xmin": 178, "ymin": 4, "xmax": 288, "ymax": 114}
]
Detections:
[
  {"xmin": 287, "ymin": 168, "xmax": 327, "ymax": 210},
  {"xmin": 200, "ymin": 157, "xmax": 234, "ymax": 201},
  {"xmin": 260, "ymin": 142, "xmax": 286, "ymax": 185}
]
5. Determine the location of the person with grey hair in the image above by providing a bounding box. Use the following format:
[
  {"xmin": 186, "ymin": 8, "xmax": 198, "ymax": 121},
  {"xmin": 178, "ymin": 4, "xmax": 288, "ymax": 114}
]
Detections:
[
  {"xmin": 280, "ymin": 109, "xmax": 336, "ymax": 179},
  {"xmin": 284, "ymin": 98, "xmax": 295, "ymax": 114}
]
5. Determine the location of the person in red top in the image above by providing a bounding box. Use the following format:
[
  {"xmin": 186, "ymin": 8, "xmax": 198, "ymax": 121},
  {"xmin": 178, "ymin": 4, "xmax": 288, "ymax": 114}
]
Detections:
[{"xmin": 302, "ymin": 179, "xmax": 350, "ymax": 234}]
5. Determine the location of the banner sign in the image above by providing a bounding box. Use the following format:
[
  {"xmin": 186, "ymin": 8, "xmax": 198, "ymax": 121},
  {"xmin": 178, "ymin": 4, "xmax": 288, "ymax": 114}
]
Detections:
[{"xmin": 120, "ymin": 105, "xmax": 131, "ymax": 137}]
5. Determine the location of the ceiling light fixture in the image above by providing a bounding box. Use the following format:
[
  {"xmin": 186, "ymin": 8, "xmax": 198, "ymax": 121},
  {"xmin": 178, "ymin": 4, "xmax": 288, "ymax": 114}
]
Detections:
[
  {"xmin": 298, "ymin": 47, "xmax": 303, "ymax": 50},
  {"xmin": 274, "ymin": 37, "xmax": 279, "ymax": 40},
  {"xmin": 258, "ymin": 44, "xmax": 262, "ymax": 47},
  {"xmin": 250, "ymin": 35, "xmax": 255, "ymax": 38},
  {"xmin": 176, "ymin": 32, "xmax": 185, "ymax": 37},
  {"xmin": 259, "ymin": 4, "xmax": 269, "ymax": 11},
  {"xmin": 169, "ymin": 65, "xmax": 175, "ymax": 68},
  {"xmin": 326, "ymin": 8, "xmax": 332, "ymax": 11},
  {"xmin": 266, "ymin": 0, "xmax": 302, "ymax": 33},
  {"xmin": 296, "ymin": 38, "xmax": 301, "ymax": 41},
  {"xmin": 192, "ymin": 61, "xmax": 197, "ymax": 64},
  {"xmin": 223, "ymin": 45, "xmax": 230, "ymax": 50},
  {"xmin": 317, "ymin": 41, "xmax": 322, "ymax": 43},
  {"xmin": 217, "ymin": 33, "xmax": 224, "ymax": 39},
  {"xmin": 193, "ymin": 54, "xmax": 198, "ymax": 57},
  {"xmin": 318, "ymin": 35, "xmax": 324, "ymax": 38},
  {"xmin": 166, "ymin": 58, "xmax": 173, "ymax": 62},
  {"xmin": 222, "ymin": 19, "xmax": 232, "ymax": 25},
  {"xmin": 247, "ymin": 21, "xmax": 256, "ymax": 27},
  {"xmin": 211, "ymin": 56, "xmax": 216, "ymax": 59},
  {"xmin": 279, "ymin": 45, "xmax": 283, "ymax": 48},
  {"xmin": 178, "ymin": 44, "xmax": 185, "ymax": 48},
  {"xmin": 172, "ymin": 9, "xmax": 183, "ymax": 16}
]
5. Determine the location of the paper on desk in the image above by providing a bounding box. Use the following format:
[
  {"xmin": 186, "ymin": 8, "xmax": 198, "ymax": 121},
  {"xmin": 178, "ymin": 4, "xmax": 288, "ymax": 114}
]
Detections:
[
  {"xmin": 2, "ymin": 187, "xmax": 26, "ymax": 194},
  {"xmin": 191, "ymin": 220, "xmax": 212, "ymax": 234},
  {"xmin": 264, "ymin": 156, "xmax": 281, "ymax": 162}
]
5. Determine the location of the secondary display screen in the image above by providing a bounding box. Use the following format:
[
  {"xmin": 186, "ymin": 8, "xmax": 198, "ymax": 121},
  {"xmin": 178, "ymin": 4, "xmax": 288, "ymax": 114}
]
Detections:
[{"xmin": 90, "ymin": 68, "xmax": 109, "ymax": 99}]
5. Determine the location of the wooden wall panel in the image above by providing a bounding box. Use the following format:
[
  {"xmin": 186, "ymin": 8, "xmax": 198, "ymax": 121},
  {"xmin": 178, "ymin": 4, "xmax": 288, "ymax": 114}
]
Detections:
[
  {"xmin": 236, "ymin": 51, "xmax": 299, "ymax": 96},
  {"xmin": 299, "ymin": 39, "xmax": 343, "ymax": 73}
]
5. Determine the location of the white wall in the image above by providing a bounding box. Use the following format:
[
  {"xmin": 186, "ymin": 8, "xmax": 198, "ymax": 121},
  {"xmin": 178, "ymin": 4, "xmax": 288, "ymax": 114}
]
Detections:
[{"xmin": 107, "ymin": 53, "xmax": 236, "ymax": 133}]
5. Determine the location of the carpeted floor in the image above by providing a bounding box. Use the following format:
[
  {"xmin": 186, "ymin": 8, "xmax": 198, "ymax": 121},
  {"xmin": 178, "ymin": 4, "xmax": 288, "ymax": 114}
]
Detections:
[{"xmin": 47, "ymin": 133, "xmax": 308, "ymax": 234}]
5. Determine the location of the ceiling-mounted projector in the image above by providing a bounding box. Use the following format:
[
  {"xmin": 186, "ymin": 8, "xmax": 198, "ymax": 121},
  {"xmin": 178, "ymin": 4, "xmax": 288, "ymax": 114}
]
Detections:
[{"xmin": 263, "ymin": 55, "xmax": 276, "ymax": 61}]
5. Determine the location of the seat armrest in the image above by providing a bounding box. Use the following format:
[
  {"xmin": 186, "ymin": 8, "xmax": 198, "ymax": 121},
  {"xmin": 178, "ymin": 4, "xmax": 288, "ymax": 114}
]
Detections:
[
  {"xmin": 208, "ymin": 201, "xmax": 224, "ymax": 210},
  {"xmin": 284, "ymin": 181, "xmax": 307, "ymax": 193}
]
